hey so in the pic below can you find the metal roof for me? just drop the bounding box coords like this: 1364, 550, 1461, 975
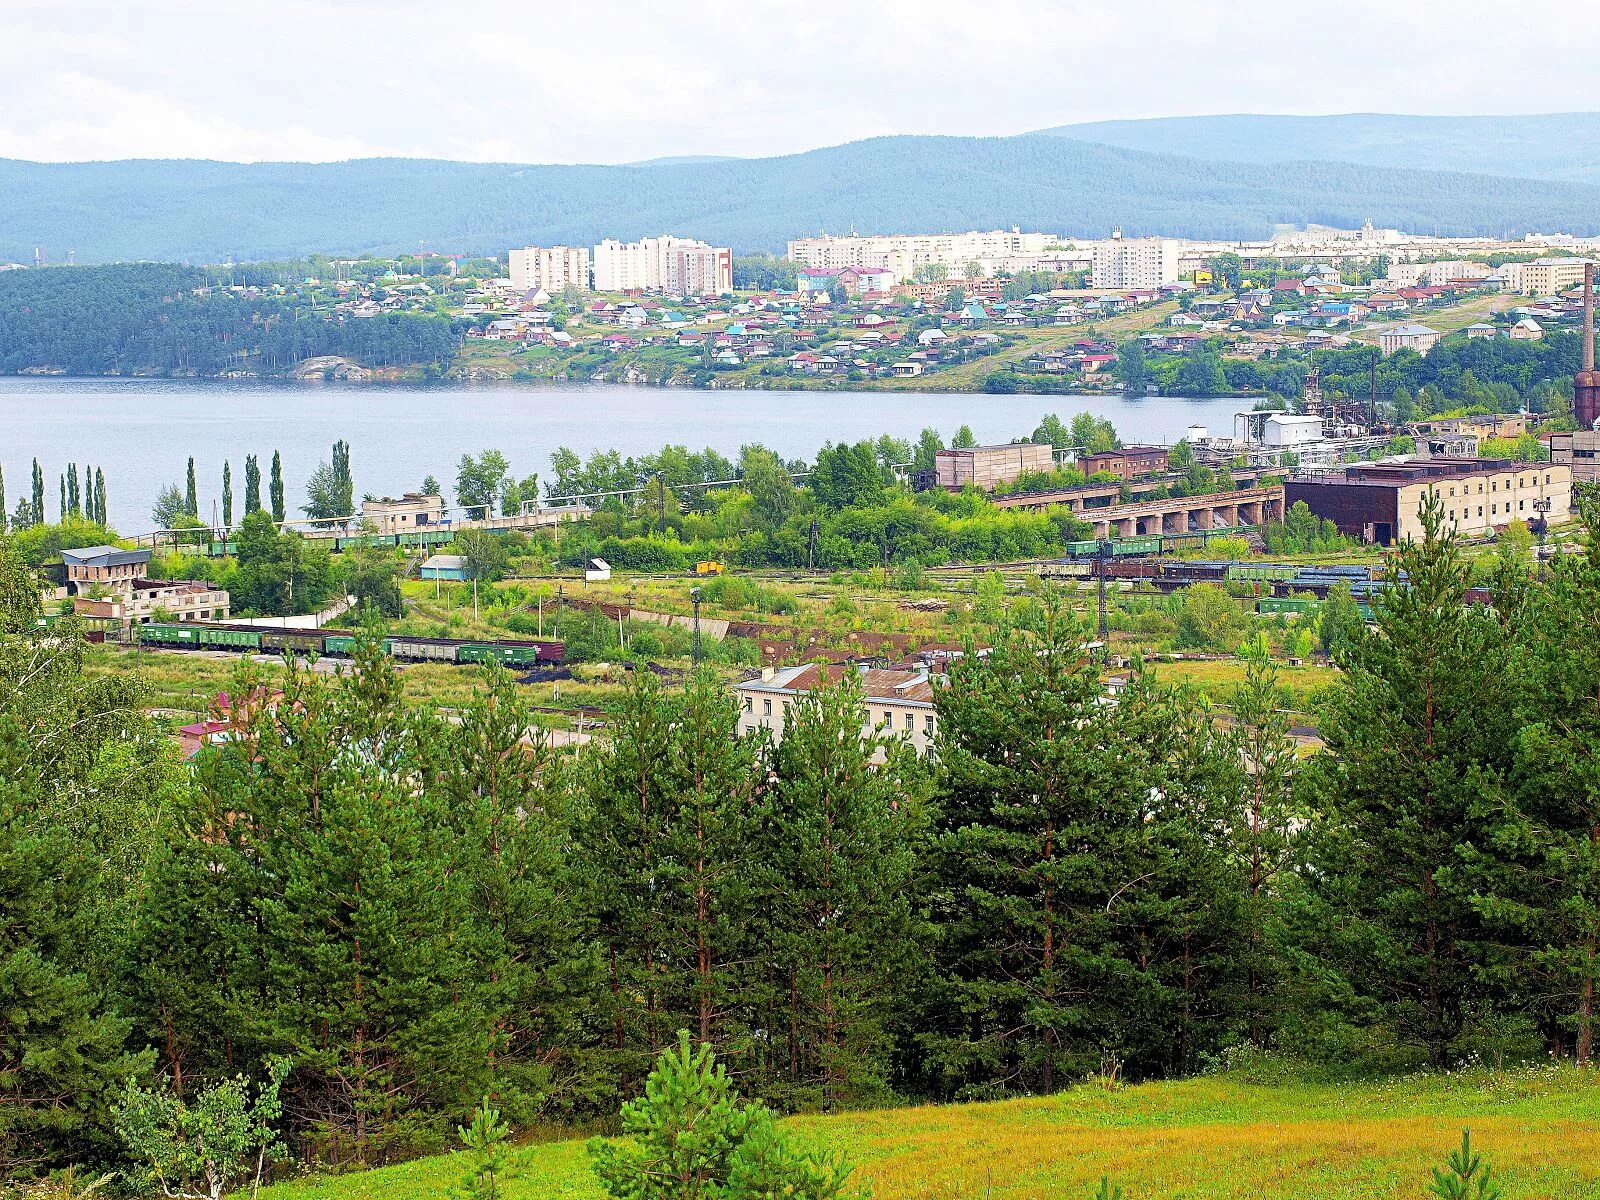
59, 545, 150, 568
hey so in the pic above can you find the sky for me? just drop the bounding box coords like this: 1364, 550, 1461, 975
6, 0, 1600, 165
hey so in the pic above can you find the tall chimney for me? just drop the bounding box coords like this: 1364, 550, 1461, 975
1586, 262, 1595, 373
1578, 262, 1600, 430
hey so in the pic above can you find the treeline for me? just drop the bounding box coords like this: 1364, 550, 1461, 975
7, 495, 1600, 1183
0, 264, 460, 375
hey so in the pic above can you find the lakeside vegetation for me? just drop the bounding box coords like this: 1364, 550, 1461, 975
6, 486, 1600, 1195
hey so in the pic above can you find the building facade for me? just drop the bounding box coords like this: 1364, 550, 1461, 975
786, 229, 1056, 281
1286, 459, 1571, 545
591, 235, 731, 295
1549, 431, 1600, 482
362, 492, 446, 534
735, 663, 938, 760
1522, 257, 1592, 296
508, 245, 590, 293
1090, 236, 1180, 289
935, 443, 1055, 491
62, 545, 230, 626
1076, 446, 1170, 480
1378, 324, 1443, 356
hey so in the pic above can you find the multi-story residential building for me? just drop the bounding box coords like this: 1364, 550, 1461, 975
1521, 256, 1593, 296
735, 663, 939, 759
508, 245, 590, 293
786, 229, 1057, 280
61, 546, 230, 627
1285, 459, 1571, 545
1090, 235, 1181, 289
1378, 323, 1443, 356
591, 235, 731, 295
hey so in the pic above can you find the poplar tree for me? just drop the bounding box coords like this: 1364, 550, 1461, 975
270, 451, 285, 522
59, 475, 66, 523
95, 469, 106, 530
244, 454, 262, 515
1304, 494, 1515, 1065
755, 671, 929, 1108
185, 457, 198, 518
31, 458, 45, 524
222, 461, 233, 528
0, 465, 7, 534
67, 463, 80, 518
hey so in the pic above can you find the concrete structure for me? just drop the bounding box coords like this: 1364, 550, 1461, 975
591, 235, 732, 295
1286, 459, 1572, 545
1072, 486, 1285, 539
736, 663, 938, 760
935, 443, 1054, 491
61, 545, 230, 626
508, 245, 590, 293
1264, 414, 1325, 448
1549, 431, 1600, 483
1522, 257, 1593, 296
1379, 323, 1443, 356
1091, 235, 1180, 289
1574, 262, 1600, 431
1076, 446, 1170, 480
361, 492, 445, 535
786, 229, 1056, 280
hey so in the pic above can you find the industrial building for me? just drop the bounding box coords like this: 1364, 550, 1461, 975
1076, 446, 1170, 480
736, 663, 938, 760
362, 492, 446, 535
61, 545, 230, 627
935, 442, 1055, 491
1285, 459, 1572, 545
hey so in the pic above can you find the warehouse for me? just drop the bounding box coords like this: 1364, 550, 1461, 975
935, 442, 1054, 491
1285, 459, 1571, 545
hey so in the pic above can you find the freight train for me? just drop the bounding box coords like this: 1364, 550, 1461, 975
135, 622, 564, 666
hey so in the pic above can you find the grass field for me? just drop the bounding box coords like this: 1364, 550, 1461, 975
260, 1066, 1600, 1200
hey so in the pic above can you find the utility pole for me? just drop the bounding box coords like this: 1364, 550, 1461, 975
691, 586, 703, 665
1096, 537, 1112, 659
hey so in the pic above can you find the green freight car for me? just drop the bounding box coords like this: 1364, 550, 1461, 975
139, 622, 203, 646
456, 642, 545, 667
260, 629, 326, 655
1258, 596, 1318, 616
198, 626, 261, 650
321, 633, 393, 657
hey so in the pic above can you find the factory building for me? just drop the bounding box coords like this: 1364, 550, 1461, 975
1285, 459, 1571, 546
1076, 446, 1170, 480
935, 442, 1055, 491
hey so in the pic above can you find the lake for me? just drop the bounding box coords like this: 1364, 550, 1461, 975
1, 378, 1252, 533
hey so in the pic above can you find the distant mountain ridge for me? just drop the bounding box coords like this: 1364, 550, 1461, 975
5, 121, 1600, 263
1035, 112, 1600, 183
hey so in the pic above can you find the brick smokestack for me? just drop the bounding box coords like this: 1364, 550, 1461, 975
1578, 261, 1600, 429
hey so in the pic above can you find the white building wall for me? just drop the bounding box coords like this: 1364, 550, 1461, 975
509, 246, 591, 292
1090, 238, 1180, 289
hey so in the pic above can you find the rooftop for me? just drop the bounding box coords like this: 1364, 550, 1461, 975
60, 545, 150, 568
741, 662, 937, 706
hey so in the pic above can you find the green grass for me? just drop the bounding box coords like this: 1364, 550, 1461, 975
260, 1065, 1600, 1200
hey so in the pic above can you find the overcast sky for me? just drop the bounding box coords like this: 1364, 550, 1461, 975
6, 0, 1600, 164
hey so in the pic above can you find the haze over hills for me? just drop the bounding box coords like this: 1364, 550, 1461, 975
1035, 112, 1600, 183
6, 123, 1600, 264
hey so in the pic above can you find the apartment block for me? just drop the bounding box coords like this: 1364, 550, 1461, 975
508, 245, 590, 292
786, 229, 1057, 280
592, 235, 731, 295
1090, 236, 1180, 289
1521, 257, 1593, 296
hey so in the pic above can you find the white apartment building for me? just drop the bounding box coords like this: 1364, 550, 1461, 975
786, 229, 1057, 281
1521, 257, 1593, 296
1090, 235, 1181, 289
508, 245, 590, 293
735, 663, 938, 760
591, 235, 732, 295
1386, 260, 1492, 288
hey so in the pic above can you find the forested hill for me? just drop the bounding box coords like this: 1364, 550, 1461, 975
0, 263, 458, 376
7, 133, 1600, 262
1036, 112, 1600, 184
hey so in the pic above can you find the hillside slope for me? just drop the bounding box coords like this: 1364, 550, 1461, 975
1036, 112, 1600, 183
7, 134, 1600, 263
259, 1067, 1600, 1200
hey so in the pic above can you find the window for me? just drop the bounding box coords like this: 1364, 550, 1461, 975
743, 695, 752, 712
924, 715, 934, 734
763, 699, 772, 716
904, 713, 914, 732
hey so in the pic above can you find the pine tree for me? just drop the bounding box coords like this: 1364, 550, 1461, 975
754, 670, 930, 1108
244, 454, 262, 515
185, 457, 198, 518
1304, 493, 1515, 1065
929, 585, 1242, 1092
270, 451, 285, 522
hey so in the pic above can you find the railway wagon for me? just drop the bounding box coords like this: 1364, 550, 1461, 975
387, 635, 460, 662
1258, 596, 1318, 616
198, 626, 263, 650
456, 641, 560, 667
260, 629, 326, 655
138, 622, 204, 646
321, 633, 394, 657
